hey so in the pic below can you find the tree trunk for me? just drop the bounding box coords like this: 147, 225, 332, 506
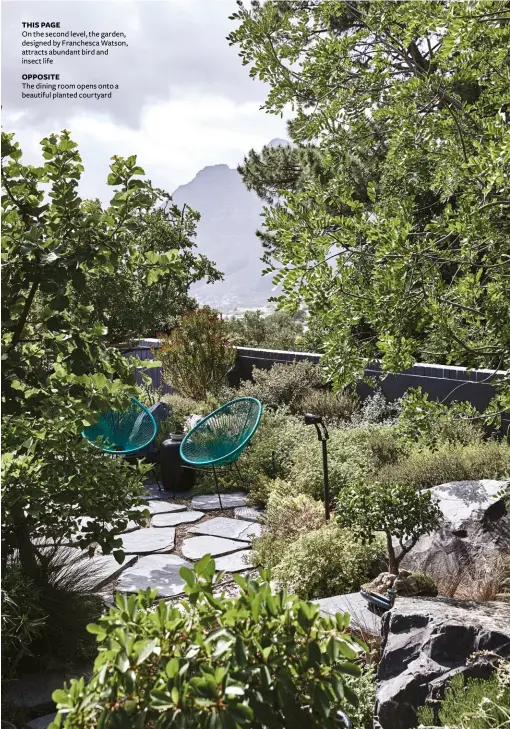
386, 532, 399, 575
13, 506, 40, 579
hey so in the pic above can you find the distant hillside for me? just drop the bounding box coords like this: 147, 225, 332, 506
172, 139, 289, 312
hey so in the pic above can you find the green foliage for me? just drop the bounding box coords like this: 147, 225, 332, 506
344, 666, 377, 729
2, 549, 108, 678
162, 393, 207, 433
336, 482, 442, 574
230, 1, 510, 412
378, 441, 510, 491
159, 307, 236, 400
300, 389, 360, 424
1, 565, 46, 678
227, 309, 305, 351
239, 360, 323, 411
272, 524, 383, 601
241, 411, 309, 505
2, 418, 150, 565
253, 486, 326, 568
1, 129, 182, 574
288, 427, 377, 501
398, 388, 486, 448
76, 204, 221, 344
417, 662, 510, 728
51, 557, 368, 729
351, 391, 402, 427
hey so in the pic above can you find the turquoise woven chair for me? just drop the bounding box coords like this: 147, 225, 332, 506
82, 398, 157, 455
180, 397, 262, 509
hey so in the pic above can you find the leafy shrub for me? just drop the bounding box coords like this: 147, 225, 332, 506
241, 411, 309, 505
159, 307, 236, 400
345, 666, 377, 729
300, 388, 360, 423
336, 482, 441, 574
272, 525, 383, 600
2, 549, 107, 677
227, 309, 304, 351
161, 393, 206, 433
366, 427, 409, 466
288, 427, 376, 500
398, 388, 485, 449
351, 390, 401, 426
52, 557, 368, 729
417, 661, 510, 728
378, 441, 510, 491
253, 486, 325, 568
1, 565, 46, 678
2, 415, 150, 572
238, 360, 323, 411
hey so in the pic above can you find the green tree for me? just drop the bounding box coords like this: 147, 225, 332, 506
227, 309, 305, 350
229, 1, 510, 418
336, 482, 441, 575
1, 129, 187, 574
79, 202, 221, 344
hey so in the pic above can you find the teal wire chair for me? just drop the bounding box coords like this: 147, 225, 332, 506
180, 397, 262, 509
82, 398, 157, 455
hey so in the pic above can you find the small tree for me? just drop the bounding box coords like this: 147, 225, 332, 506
51, 556, 367, 729
159, 307, 236, 400
336, 482, 441, 575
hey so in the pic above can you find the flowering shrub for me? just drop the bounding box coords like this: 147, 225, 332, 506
159, 307, 236, 399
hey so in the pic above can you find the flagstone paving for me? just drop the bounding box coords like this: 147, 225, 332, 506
143, 500, 187, 515
118, 554, 193, 597
190, 517, 262, 542
119, 527, 175, 554
181, 535, 244, 560
214, 549, 253, 573
234, 506, 264, 523
89, 553, 138, 590
191, 492, 248, 511
152, 510, 205, 527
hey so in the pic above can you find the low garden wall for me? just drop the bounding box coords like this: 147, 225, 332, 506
124, 340, 509, 431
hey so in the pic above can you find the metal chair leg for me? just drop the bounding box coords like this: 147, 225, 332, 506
212, 465, 223, 510
233, 461, 245, 490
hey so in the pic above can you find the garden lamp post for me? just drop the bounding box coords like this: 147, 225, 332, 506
304, 413, 330, 522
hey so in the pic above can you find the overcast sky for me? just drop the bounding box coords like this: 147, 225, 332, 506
1, 0, 289, 199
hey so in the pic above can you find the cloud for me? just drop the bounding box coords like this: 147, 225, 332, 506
2, 0, 289, 193
2, 0, 272, 128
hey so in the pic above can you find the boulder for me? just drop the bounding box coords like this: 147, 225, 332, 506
401, 479, 510, 575
374, 596, 510, 729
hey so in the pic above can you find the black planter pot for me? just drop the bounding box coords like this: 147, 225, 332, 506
161, 434, 196, 492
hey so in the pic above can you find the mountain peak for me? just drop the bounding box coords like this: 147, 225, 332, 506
267, 138, 291, 148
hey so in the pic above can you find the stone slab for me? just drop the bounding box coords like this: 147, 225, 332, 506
4, 667, 91, 712
119, 527, 175, 554
315, 592, 382, 638
118, 554, 192, 597
152, 510, 204, 527
190, 517, 261, 542
181, 536, 243, 560
88, 553, 138, 590
144, 500, 186, 515
26, 714, 57, 729
191, 492, 248, 511
234, 506, 265, 523
214, 549, 253, 573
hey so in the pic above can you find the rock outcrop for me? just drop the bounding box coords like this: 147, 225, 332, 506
401, 479, 510, 576
374, 596, 510, 729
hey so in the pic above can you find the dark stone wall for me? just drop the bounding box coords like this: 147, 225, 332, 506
124, 343, 509, 433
